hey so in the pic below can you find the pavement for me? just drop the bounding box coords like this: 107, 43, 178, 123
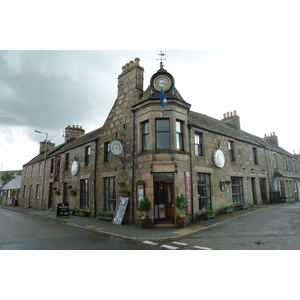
0, 203, 281, 241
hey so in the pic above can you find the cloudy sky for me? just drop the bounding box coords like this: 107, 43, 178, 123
1, 49, 300, 171
1, 1, 300, 171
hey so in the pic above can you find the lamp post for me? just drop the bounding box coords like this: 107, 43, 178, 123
35, 130, 48, 210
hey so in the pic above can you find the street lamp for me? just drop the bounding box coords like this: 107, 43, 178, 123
35, 130, 48, 210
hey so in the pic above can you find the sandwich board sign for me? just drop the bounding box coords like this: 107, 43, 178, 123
112, 197, 129, 225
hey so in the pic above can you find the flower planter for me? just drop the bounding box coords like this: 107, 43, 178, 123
69, 209, 75, 215
240, 203, 248, 210
223, 207, 233, 214
203, 212, 216, 219
176, 218, 185, 228
98, 213, 114, 221
69, 192, 76, 196
140, 219, 150, 229
75, 210, 89, 217
54, 192, 60, 196
119, 193, 130, 197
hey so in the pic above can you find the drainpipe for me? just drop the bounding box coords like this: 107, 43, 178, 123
131, 107, 136, 224
188, 124, 194, 222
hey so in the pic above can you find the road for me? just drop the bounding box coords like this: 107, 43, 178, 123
171, 203, 300, 250
0, 208, 155, 250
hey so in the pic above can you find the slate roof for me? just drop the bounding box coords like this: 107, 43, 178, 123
0, 175, 22, 190
274, 170, 300, 179
188, 110, 295, 157
23, 127, 102, 167
188, 110, 262, 146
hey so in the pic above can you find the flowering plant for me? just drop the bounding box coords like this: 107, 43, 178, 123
176, 214, 185, 219
140, 214, 149, 220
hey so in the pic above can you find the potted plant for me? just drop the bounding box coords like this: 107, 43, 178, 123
240, 202, 248, 210
138, 195, 151, 228
69, 190, 76, 196
67, 185, 72, 189
202, 209, 216, 219
118, 181, 126, 187
223, 205, 233, 214
54, 189, 60, 196
175, 194, 188, 227
119, 189, 130, 197
69, 209, 75, 215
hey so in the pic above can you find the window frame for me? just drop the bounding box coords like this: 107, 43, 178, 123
228, 140, 235, 161
80, 178, 90, 209
197, 173, 212, 211
142, 120, 150, 152
104, 141, 111, 162
85, 145, 91, 166
231, 177, 244, 203
195, 132, 204, 156
155, 119, 170, 150
104, 177, 116, 212
176, 120, 184, 151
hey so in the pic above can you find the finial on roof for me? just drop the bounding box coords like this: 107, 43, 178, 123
157, 50, 166, 69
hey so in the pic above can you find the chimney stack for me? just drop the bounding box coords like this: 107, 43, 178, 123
64, 125, 85, 143
263, 132, 279, 146
221, 110, 241, 130
39, 140, 55, 154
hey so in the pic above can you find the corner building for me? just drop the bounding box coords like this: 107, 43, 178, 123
20, 57, 300, 226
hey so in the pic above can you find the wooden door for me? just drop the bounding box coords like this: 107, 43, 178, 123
165, 182, 174, 220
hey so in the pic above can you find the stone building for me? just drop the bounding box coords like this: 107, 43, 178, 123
20, 57, 300, 226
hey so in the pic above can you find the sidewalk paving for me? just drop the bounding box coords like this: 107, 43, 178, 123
0, 203, 280, 240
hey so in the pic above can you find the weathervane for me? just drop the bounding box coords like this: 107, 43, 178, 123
157, 50, 166, 68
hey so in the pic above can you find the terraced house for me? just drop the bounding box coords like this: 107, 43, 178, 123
20, 56, 300, 226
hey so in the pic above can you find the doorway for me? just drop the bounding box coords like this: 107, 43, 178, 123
251, 178, 258, 205
259, 178, 267, 204
154, 181, 174, 224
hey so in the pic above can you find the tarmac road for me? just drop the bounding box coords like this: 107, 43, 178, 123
0, 208, 155, 250
173, 203, 300, 250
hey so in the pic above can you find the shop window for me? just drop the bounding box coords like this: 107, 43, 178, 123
80, 179, 90, 209
195, 132, 203, 156
231, 177, 244, 203
176, 120, 184, 151
104, 177, 116, 212
197, 173, 212, 210
156, 119, 170, 150
142, 121, 150, 151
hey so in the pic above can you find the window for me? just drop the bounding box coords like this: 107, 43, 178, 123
197, 173, 212, 210
253, 147, 258, 164
36, 184, 40, 198
65, 153, 69, 170
195, 132, 203, 156
156, 119, 170, 149
38, 162, 42, 176
284, 157, 287, 171
31, 165, 34, 177
80, 179, 90, 209
104, 177, 116, 212
231, 177, 244, 203
50, 158, 54, 173
228, 141, 235, 161
176, 120, 184, 151
85, 146, 91, 166
272, 153, 277, 169
142, 121, 150, 151
23, 185, 26, 197
104, 141, 111, 162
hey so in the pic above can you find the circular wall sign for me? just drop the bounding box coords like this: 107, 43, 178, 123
213, 150, 225, 168
71, 161, 79, 176
109, 140, 123, 156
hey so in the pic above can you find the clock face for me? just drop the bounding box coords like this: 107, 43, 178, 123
71, 161, 79, 176
213, 150, 225, 168
154, 75, 171, 91
109, 140, 123, 156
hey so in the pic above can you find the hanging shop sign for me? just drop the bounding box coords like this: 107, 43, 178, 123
54, 155, 61, 182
